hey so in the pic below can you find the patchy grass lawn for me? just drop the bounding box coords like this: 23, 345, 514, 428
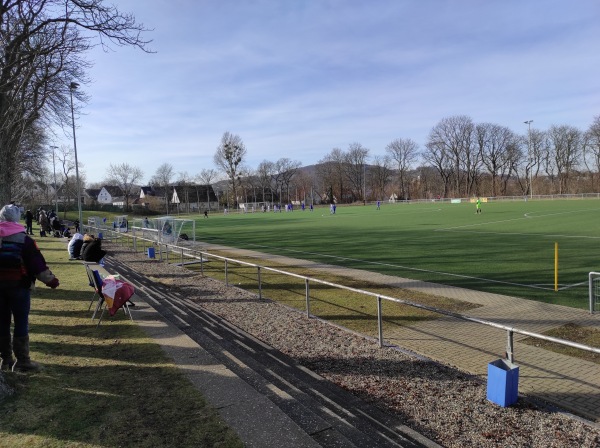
521, 323, 600, 364
0, 234, 242, 448
179, 248, 480, 339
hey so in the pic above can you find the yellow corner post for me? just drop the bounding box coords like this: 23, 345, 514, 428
554, 242, 558, 291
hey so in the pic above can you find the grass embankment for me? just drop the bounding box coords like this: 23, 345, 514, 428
0, 234, 242, 448
521, 323, 600, 365
173, 248, 480, 340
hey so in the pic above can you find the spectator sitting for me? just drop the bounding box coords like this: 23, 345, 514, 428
68, 233, 84, 260
80, 234, 93, 257
51, 216, 62, 237
81, 234, 107, 263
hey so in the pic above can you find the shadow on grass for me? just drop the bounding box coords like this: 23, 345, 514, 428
1, 361, 241, 447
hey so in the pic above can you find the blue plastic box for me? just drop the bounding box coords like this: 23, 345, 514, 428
147, 247, 155, 259
487, 359, 519, 407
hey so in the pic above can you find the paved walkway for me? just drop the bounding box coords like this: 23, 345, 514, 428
197, 243, 600, 423
101, 256, 440, 448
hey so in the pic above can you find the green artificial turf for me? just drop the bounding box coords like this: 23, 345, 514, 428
179, 198, 600, 309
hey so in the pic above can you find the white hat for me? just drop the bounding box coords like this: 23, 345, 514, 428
0, 204, 20, 222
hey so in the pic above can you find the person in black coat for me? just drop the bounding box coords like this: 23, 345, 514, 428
24, 210, 34, 235
81, 235, 106, 263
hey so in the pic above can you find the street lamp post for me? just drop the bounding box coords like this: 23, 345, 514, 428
524, 120, 533, 199
69, 82, 83, 229
50, 145, 59, 214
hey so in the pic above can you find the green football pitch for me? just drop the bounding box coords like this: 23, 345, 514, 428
182, 199, 600, 309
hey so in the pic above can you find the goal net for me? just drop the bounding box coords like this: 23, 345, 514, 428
130, 216, 196, 243
238, 202, 268, 213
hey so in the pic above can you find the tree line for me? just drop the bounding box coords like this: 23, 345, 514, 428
14, 112, 600, 213
213, 114, 600, 206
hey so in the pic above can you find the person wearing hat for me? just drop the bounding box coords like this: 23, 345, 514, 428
0, 204, 59, 372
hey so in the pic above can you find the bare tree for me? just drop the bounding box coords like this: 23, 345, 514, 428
57, 145, 85, 215
547, 125, 583, 194
292, 170, 314, 205
197, 168, 219, 186
214, 132, 246, 207
105, 163, 143, 212
386, 138, 418, 200
174, 171, 195, 213
369, 155, 393, 201
150, 163, 174, 214
422, 141, 454, 199
196, 168, 219, 210
343, 143, 369, 203
500, 139, 524, 196
477, 123, 516, 197
522, 128, 548, 195
256, 160, 275, 204
427, 116, 477, 196
583, 116, 600, 190
0, 1, 152, 204
316, 148, 347, 203
9, 124, 49, 204
272, 158, 301, 203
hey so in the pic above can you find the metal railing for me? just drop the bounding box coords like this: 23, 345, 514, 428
96, 226, 600, 365
589, 272, 600, 314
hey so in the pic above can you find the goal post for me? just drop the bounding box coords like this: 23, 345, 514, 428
130, 216, 196, 243
238, 202, 268, 213
588, 272, 600, 314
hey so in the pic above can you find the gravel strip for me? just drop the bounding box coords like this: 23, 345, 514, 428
108, 246, 600, 448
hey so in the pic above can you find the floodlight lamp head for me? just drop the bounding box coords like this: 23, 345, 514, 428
70, 82, 79, 91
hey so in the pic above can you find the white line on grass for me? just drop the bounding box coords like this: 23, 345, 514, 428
242, 243, 561, 292
437, 229, 600, 240
436, 207, 600, 239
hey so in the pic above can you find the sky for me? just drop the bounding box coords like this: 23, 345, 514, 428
52, 0, 600, 185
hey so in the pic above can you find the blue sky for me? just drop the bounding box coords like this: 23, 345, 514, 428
55, 0, 600, 184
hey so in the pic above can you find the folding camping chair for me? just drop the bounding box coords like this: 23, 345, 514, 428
90, 269, 106, 323
84, 262, 100, 311
91, 271, 134, 327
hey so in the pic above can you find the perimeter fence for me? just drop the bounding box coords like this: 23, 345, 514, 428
89, 224, 600, 366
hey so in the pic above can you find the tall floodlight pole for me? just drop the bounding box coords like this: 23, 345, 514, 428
50, 146, 59, 213
70, 82, 83, 229
524, 120, 533, 199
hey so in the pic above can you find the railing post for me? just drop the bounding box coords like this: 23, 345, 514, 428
589, 272, 597, 315
377, 296, 383, 348
200, 252, 204, 276
506, 330, 514, 363
590, 272, 593, 314
225, 259, 228, 286
133, 236, 137, 252
257, 266, 262, 299
181, 248, 184, 266
305, 278, 310, 318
